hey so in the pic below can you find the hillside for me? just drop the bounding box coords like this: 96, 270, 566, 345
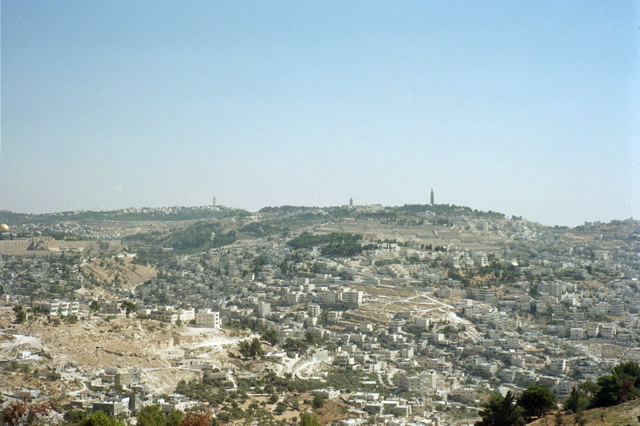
79, 255, 156, 292
531, 401, 640, 425
0, 312, 243, 398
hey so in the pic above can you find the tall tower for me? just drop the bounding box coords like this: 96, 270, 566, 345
430, 188, 434, 206
212, 196, 217, 207
349, 198, 353, 207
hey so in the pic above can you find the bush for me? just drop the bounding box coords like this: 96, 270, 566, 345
275, 401, 288, 414
312, 395, 325, 409
518, 385, 556, 419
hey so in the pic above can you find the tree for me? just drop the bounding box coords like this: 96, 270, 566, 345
275, 401, 288, 414
13, 305, 26, 323
79, 410, 125, 426
591, 374, 622, 407
261, 329, 279, 346
166, 409, 183, 426
120, 300, 137, 318
312, 394, 325, 409
305, 331, 318, 346
283, 338, 308, 355
589, 361, 640, 408
518, 385, 557, 419
612, 361, 640, 385
299, 412, 321, 426
238, 340, 251, 358
475, 391, 525, 426
66, 409, 88, 423
239, 338, 264, 359
578, 380, 599, 397
612, 360, 640, 399
136, 405, 167, 426
89, 300, 101, 313
250, 338, 264, 357
180, 411, 212, 426
2, 400, 54, 426
564, 386, 588, 413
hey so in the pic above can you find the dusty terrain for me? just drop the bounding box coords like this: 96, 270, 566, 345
530, 401, 640, 426
0, 312, 242, 397
352, 284, 481, 340
80, 256, 157, 292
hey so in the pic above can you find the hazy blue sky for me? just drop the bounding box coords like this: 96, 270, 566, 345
1, 1, 639, 226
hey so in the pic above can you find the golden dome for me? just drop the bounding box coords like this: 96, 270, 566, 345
0, 224, 9, 232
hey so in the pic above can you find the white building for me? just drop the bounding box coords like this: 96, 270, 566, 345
450, 387, 477, 403
549, 359, 566, 374
150, 306, 195, 323
556, 381, 573, 397
505, 336, 521, 349
395, 370, 438, 394
308, 304, 321, 318
342, 290, 363, 306
285, 292, 301, 305
600, 325, 616, 339
257, 302, 271, 318
195, 309, 220, 328
34, 299, 80, 317
609, 303, 625, 317
415, 317, 431, 329
570, 328, 584, 340
327, 311, 343, 323
333, 352, 355, 369
472, 253, 489, 267
319, 291, 341, 304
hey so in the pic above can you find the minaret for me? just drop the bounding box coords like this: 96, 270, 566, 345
430, 188, 434, 206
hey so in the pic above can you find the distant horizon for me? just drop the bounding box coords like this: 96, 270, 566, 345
1, 199, 635, 229
2, 2, 638, 228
